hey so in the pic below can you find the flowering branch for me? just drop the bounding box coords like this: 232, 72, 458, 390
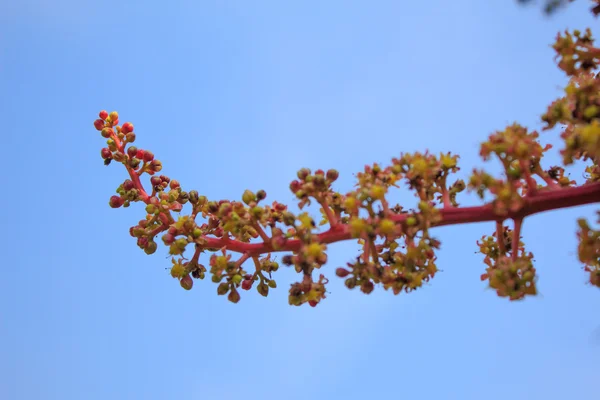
92, 1, 600, 306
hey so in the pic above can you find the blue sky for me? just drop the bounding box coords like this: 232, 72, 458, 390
1, 0, 599, 399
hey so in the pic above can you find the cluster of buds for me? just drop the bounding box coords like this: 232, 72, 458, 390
469, 124, 556, 215
577, 211, 600, 288
478, 225, 537, 300
92, 2, 600, 306
94, 111, 163, 175
288, 274, 329, 307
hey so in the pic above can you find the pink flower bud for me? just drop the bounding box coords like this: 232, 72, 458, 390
94, 119, 105, 131
101, 148, 112, 159
109, 195, 124, 208
150, 176, 161, 187
289, 180, 301, 193
143, 150, 154, 162
122, 122, 134, 133
99, 110, 109, 120
241, 279, 253, 290
123, 179, 134, 191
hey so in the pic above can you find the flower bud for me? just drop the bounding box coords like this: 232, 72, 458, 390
180, 274, 193, 290
101, 148, 112, 159
297, 168, 310, 180
144, 240, 157, 255
241, 279, 253, 290
101, 127, 114, 138
378, 218, 396, 235
150, 176, 162, 187
228, 288, 241, 303
121, 122, 134, 133
99, 110, 109, 120
170, 180, 180, 190
143, 150, 154, 162
150, 160, 162, 172
127, 146, 137, 158
123, 179, 134, 191
282, 255, 293, 266
326, 169, 339, 181
109, 111, 119, 122
125, 132, 136, 142
107, 139, 117, 151
360, 280, 374, 294
406, 216, 417, 226
345, 277, 357, 289
232, 274, 243, 285
256, 190, 267, 201
94, 119, 105, 131
289, 180, 301, 194
188, 190, 199, 204
128, 158, 141, 169
113, 151, 126, 162
109, 195, 124, 208
257, 282, 269, 297
241, 189, 255, 205
335, 268, 350, 277
217, 282, 229, 295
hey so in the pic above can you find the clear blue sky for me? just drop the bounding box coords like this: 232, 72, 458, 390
1, 1, 599, 399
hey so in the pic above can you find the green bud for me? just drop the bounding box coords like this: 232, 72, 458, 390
406, 216, 417, 226
107, 138, 117, 151
188, 190, 199, 204
268, 280, 277, 288
242, 189, 255, 205
232, 274, 243, 285
257, 282, 269, 297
